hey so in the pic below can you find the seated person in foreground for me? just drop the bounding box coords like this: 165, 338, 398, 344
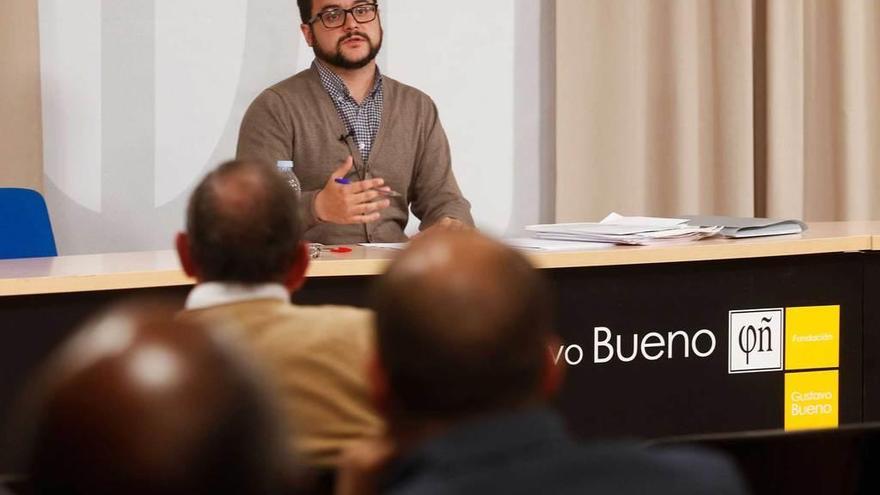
11, 301, 292, 495
176, 160, 382, 469
337, 230, 749, 495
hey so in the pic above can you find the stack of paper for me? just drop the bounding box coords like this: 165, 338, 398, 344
525, 213, 723, 246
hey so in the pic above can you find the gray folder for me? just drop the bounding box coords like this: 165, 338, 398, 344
682, 215, 807, 238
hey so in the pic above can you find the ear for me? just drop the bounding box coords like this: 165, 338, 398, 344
300, 23, 315, 47
367, 352, 392, 418
283, 242, 310, 292
175, 232, 200, 280
540, 334, 566, 400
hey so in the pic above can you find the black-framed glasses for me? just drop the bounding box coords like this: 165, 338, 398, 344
309, 3, 379, 29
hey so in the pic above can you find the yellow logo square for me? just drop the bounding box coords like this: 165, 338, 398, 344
785, 305, 840, 370
784, 370, 838, 431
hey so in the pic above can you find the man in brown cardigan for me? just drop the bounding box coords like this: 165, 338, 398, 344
175, 160, 382, 470
237, 0, 474, 245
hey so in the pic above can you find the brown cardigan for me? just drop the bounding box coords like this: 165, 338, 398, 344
237, 66, 474, 244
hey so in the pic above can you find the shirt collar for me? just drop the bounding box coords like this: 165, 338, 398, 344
313, 59, 383, 100
185, 281, 289, 310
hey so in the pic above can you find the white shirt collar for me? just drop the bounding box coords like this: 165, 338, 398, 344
185, 282, 289, 310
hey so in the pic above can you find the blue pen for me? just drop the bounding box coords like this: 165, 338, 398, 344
335, 177, 401, 197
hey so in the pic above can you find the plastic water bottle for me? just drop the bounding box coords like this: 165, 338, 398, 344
277, 161, 301, 196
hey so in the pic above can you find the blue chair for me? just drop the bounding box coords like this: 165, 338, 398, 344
0, 188, 57, 259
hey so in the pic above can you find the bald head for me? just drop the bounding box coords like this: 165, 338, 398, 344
19, 301, 288, 495
372, 231, 555, 420
186, 160, 303, 284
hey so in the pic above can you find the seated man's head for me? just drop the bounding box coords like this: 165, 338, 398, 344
370, 231, 562, 431
15, 300, 291, 495
176, 160, 307, 290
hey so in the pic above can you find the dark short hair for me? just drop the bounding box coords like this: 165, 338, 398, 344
372, 234, 555, 420
297, 0, 312, 24
186, 160, 303, 284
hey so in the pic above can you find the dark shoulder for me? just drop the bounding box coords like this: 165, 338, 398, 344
388, 442, 746, 495
567, 443, 748, 495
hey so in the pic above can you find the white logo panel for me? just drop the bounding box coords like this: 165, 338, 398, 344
729, 308, 784, 374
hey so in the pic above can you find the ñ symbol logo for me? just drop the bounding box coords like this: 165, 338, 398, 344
738, 316, 774, 365
728, 309, 783, 374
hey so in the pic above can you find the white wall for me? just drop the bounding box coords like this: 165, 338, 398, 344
38, 0, 555, 254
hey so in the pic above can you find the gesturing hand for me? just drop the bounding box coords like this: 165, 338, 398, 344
314, 156, 391, 224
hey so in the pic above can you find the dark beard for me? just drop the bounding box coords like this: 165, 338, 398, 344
313, 29, 383, 70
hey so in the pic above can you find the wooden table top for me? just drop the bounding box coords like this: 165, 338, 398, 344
2, 221, 879, 297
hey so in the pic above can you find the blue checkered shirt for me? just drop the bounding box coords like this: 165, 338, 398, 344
314, 60, 384, 165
